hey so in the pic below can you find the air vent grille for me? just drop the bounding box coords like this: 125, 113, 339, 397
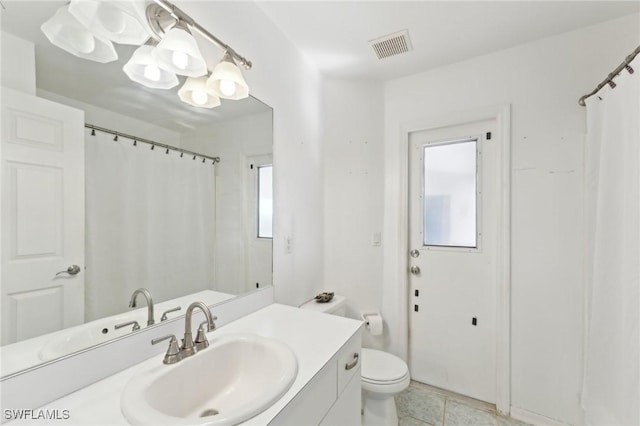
369, 30, 412, 60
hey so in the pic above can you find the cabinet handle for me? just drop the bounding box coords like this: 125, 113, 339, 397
345, 352, 359, 370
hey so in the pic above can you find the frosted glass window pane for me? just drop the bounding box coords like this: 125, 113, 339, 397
258, 165, 273, 239
423, 140, 477, 247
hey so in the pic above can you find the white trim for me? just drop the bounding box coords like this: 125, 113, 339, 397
510, 406, 574, 426
393, 104, 511, 414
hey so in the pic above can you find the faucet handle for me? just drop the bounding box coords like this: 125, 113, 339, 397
151, 334, 182, 364
115, 320, 140, 331
160, 306, 182, 321
194, 321, 211, 351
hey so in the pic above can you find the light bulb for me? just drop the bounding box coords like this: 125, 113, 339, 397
59, 27, 95, 54
143, 65, 161, 82
97, 3, 126, 35
191, 90, 208, 106
172, 51, 189, 70
219, 79, 236, 97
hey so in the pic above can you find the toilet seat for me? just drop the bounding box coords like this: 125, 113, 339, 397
360, 348, 410, 394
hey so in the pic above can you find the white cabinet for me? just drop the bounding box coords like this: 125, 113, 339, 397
271, 329, 362, 426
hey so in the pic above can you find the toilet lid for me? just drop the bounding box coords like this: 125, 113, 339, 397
361, 348, 409, 383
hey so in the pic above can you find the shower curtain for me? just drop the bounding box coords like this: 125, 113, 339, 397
85, 130, 215, 321
582, 55, 639, 425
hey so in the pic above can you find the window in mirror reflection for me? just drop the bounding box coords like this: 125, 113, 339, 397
258, 164, 273, 239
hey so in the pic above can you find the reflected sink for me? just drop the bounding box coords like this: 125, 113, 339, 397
39, 313, 146, 361
121, 333, 298, 425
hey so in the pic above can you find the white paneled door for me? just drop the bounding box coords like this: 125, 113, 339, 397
1, 88, 84, 345
408, 119, 498, 404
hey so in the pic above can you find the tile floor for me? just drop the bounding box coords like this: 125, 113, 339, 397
395, 381, 533, 426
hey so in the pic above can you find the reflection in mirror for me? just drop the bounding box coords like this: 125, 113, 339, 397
0, 1, 273, 377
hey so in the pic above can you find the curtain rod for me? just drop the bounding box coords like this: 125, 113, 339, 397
85, 124, 220, 164
579, 45, 640, 106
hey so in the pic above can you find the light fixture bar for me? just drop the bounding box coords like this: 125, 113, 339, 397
151, 0, 252, 70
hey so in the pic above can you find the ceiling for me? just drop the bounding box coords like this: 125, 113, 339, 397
1, 1, 638, 129
256, 1, 640, 80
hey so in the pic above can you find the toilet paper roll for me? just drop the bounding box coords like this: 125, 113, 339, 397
365, 314, 383, 336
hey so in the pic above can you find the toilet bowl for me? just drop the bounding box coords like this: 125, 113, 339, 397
361, 348, 410, 425
300, 295, 410, 426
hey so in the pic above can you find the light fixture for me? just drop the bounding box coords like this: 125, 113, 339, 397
207, 51, 249, 100
41, 4, 117, 63
123, 40, 179, 89
178, 76, 221, 109
68, 0, 149, 45
42, 0, 252, 102
152, 20, 207, 78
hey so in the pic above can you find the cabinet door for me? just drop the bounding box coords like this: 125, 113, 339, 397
320, 373, 362, 426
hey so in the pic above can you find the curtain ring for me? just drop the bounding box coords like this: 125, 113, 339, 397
608, 80, 617, 89
625, 65, 634, 74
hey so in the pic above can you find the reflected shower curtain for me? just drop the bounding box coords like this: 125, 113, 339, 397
85, 130, 215, 321
582, 55, 639, 425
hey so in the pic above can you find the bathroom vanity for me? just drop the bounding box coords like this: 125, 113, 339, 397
6, 304, 363, 425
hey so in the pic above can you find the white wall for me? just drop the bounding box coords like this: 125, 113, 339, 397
177, 1, 325, 307
379, 14, 640, 424
0, 31, 36, 95
35, 89, 182, 146
181, 111, 273, 295
322, 79, 386, 348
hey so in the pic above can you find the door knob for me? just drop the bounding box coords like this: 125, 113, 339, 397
56, 265, 81, 276
410, 265, 421, 275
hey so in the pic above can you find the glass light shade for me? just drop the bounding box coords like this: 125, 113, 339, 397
152, 25, 207, 77
178, 76, 221, 108
123, 45, 179, 89
68, 0, 149, 45
206, 53, 249, 100
41, 5, 117, 63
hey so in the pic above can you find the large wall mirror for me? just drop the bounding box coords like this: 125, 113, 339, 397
0, 1, 273, 377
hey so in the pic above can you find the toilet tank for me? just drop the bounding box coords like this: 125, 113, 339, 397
300, 295, 347, 317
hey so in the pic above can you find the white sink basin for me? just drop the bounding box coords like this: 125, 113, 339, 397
39, 313, 146, 361
121, 333, 298, 425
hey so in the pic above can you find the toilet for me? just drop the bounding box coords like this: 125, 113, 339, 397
300, 295, 410, 426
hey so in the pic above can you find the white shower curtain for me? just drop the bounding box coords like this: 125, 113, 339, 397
582, 55, 639, 425
85, 130, 215, 321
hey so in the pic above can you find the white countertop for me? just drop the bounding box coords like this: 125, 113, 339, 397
9, 304, 362, 425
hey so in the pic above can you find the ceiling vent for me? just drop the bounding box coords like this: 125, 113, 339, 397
369, 30, 412, 60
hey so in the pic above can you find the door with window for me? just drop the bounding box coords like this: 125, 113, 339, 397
408, 119, 498, 403
246, 155, 273, 291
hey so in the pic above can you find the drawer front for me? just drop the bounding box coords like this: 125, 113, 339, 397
337, 330, 362, 395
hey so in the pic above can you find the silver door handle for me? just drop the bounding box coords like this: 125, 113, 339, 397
56, 265, 81, 276
410, 265, 421, 275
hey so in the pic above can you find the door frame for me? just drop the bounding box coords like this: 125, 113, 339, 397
394, 104, 511, 415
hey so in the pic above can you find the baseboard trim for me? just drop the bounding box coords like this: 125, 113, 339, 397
510, 407, 574, 426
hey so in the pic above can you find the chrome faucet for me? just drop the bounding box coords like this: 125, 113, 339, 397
181, 301, 216, 358
129, 288, 154, 326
